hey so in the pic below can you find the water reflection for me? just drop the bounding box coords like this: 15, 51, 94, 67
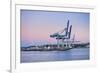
21, 48, 89, 63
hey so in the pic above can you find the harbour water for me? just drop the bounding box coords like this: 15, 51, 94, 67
21, 48, 89, 63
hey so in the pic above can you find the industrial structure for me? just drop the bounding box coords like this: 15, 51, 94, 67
21, 20, 89, 51
50, 20, 73, 49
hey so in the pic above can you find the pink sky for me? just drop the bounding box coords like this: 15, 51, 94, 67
21, 10, 89, 46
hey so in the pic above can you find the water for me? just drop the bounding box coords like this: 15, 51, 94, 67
21, 48, 89, 63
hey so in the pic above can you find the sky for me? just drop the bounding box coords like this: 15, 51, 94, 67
20, 10, 90, 47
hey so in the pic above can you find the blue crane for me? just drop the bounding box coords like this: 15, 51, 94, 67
50, 20, 72, 40
50, 20, 72, 48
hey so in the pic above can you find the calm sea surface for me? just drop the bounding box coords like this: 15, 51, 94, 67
21, 48, 89, 63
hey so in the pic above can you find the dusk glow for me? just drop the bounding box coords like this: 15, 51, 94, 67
21, 10, 89, 47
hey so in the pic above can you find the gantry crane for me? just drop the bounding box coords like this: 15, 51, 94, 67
50, 20, 72, 48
